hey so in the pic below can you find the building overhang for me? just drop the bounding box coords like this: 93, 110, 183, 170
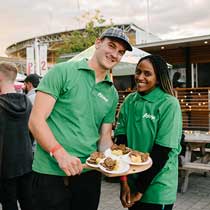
136, 35, 210, 64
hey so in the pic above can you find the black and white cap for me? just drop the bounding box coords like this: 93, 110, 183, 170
100, 27, 132, 51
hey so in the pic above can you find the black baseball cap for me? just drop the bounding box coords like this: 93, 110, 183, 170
24, 74, 40, 88
100, 27, 132, 51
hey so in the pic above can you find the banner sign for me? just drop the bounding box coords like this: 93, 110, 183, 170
39, 45, 48, 76
26, 46, 35, 75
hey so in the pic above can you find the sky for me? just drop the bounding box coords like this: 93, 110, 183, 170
1, 0, 210, 56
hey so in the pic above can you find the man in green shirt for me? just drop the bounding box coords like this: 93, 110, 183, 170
29, 27, 132, 210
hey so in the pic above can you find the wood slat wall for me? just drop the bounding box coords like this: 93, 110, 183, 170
175, 88, 210, 131
190, 45, 210, 63
117, 88, 210, 131
146, 45, 210, 64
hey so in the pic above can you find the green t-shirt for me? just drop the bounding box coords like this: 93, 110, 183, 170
115, 87, 182, 204
33, 59, 118, 176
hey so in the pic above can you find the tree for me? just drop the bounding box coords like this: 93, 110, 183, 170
56, 10, 113, 59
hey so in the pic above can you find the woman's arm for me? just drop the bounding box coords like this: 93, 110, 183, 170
115, 134, 127, 145
136, 144, 171, 193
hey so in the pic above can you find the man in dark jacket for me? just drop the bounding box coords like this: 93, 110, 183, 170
0, 62, 33, 210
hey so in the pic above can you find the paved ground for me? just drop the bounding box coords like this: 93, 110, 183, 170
98, 172, 210, 210
1, 172, 210, 210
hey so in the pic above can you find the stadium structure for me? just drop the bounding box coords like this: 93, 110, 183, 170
0, 56, 26, 73
5, 23, 160, 72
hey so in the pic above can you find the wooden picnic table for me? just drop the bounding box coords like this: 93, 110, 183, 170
180, 131, 210, 193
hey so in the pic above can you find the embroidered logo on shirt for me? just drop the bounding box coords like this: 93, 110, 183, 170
97, 92, 108, 102
143, 113, 155, 120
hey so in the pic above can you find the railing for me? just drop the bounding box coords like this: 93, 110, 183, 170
117, 88, 210, 132
175, 88, 210, 131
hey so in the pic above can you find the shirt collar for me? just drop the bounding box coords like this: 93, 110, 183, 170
77, 58, 113, 85
27, 88, 36, 96
132, 87, 165, 103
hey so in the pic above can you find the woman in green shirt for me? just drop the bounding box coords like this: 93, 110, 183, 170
115, 55, 182, 210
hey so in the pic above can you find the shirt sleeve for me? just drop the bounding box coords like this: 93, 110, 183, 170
36, 63, 68, 100
155, 97, 182, 149
115, 134, 128, 145
136, 144, 171, 193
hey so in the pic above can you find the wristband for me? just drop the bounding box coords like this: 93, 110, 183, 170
120, 176, 127, 182
49, 144, 62, 157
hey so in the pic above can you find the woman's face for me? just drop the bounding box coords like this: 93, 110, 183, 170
135, 59, 158, 93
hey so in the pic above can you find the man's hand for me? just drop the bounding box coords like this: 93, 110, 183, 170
53, 148, 83, 176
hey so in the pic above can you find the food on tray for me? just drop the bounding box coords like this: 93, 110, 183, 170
129, 151, 149, 163
110, 144, 131, 156
87, 151, 105, 165
100, 157, 119, 171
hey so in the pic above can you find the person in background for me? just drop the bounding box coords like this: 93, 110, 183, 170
115, 55, 182, 210
0, 62, 33, 210
172, 71, 184, 88
29, 27, 132, 210
24, 73, 40, 104
24, 73, 40, 153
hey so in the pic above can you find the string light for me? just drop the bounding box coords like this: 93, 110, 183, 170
178, 89, 210, 132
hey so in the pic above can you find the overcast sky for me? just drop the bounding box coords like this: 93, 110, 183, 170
1, 0, 210, 56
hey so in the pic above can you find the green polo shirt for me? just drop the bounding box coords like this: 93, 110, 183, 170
33, 59, 118, 176
115, 87, 182, 204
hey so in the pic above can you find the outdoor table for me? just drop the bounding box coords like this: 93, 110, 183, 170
180, 131, 210, 193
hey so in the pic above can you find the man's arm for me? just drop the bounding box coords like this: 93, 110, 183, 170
98, 123, 113, 152
29, 91, 83, 176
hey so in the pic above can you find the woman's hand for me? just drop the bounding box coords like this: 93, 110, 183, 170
120, 181, 142, 208
120, 181, 132, 208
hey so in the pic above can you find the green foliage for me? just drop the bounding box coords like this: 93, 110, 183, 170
56, 10, 113, 58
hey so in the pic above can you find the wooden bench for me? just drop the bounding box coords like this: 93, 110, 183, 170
183, 162, 210, 170
180, 132, 210, 193
192, 148, 210, 153
179, 162, 210, 193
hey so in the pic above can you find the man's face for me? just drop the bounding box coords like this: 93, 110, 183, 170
95, 37, 126, 70
24, 82, 31, 94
